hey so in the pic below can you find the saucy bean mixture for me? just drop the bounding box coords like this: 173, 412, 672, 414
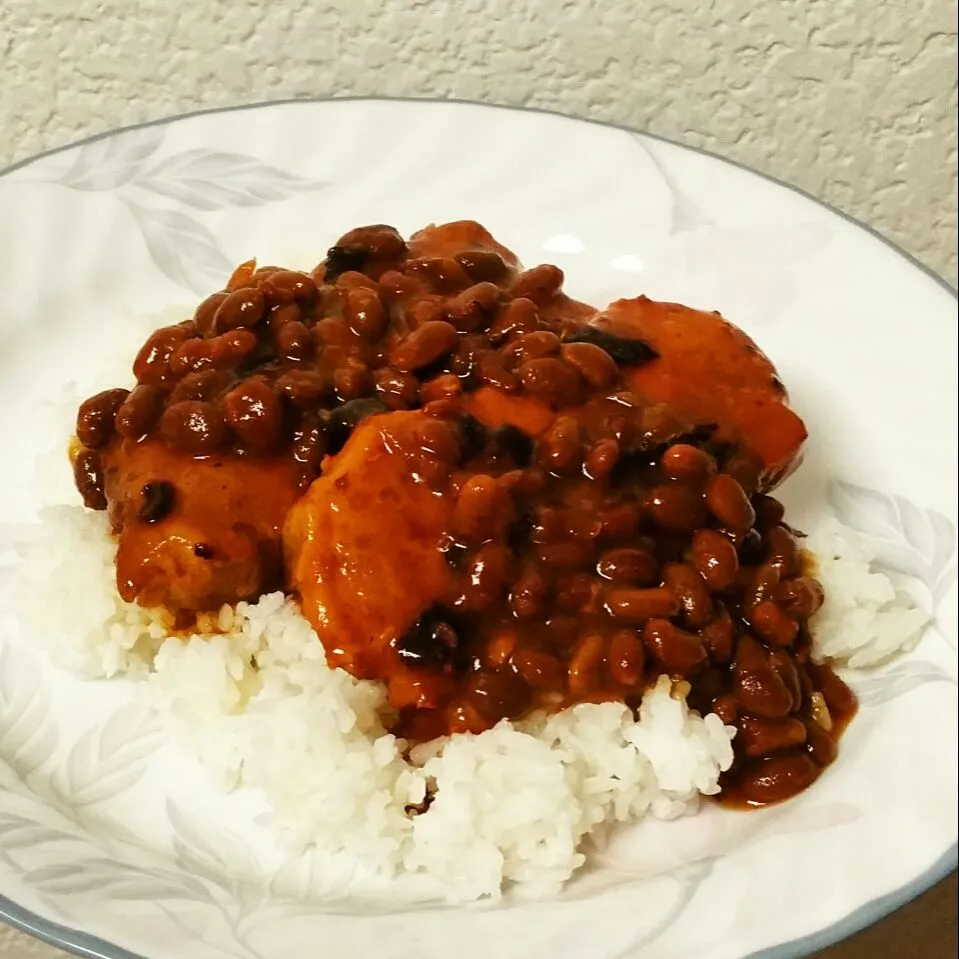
72, 220, 855, 806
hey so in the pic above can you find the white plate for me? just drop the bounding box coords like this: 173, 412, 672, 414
0, 98, 955, 959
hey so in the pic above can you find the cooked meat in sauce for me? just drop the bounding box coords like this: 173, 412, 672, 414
72, 219, 855, 807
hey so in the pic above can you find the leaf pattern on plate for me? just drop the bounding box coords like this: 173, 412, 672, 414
135, 150, 325, 211
632, 135, 711, 234
0, 639, 57, 780
125, 202, 234, 295
52, 703, 162, 806
57, 127, 166, 192
828, 480, 958, 609
851, 659, 957, 707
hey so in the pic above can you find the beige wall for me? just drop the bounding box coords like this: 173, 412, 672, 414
0, 0, 955, 956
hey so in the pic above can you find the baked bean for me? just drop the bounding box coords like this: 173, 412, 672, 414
274, 320, 313, 362
509, 331, 561, 362
690, 528, 739, 590
266, 302, 302, 332
291, 413, 326, 487
194, 291, 228, 337
419, 373, 463, 405
405, 256, 472, 292
374, 367, 420, 410
662, 562, 713, 629
209, 329, 257, 370
536, 416, 583, 475
160, 400, 227, 454
769, 649, 802, 712
452, 475, 511, 542
660, 444, 716, 484
732, 635, 793, 718
740, 528, 764, 565
737, 715, 807, 758
510, 264, 564, 303
605, 586, 680, 623
645, 483, 707, 531
133, 324, 193, 386
223, 378, 283, 452
510, 564, 549, 618
488, 297, 540, 343
453, 250, 510, 282
764, 525, 798, 575
743, 561, 782, 609
169, 370, 231, 404
456, 543, 512, 611
512, 648, 565, 690
596, 546, 658, 585
390, 320, 459, 373
276, 369, 328, 409
567, 633, 607, 696
595, 502, 641, 540
750, 600, 799, 647
517, 357, 580, 406
560, 342, 618, 389
213, 287, 265, 334
466, 667, 531, 721
805, 662, 856, 716
804, 719, 838, 766
115, 384, 164, 439
608, 629, 645, 686
704, 474, 755, 531
344, 287, 387, 339
536, 540, 596, 569
260, 270, 317, 306
447, 282, 501, 332
475, 350, 520, 392
722, 452, 762, 496
76, 388, 130, 449
73, 447, 106, 509
584, 438, 620, 481
754, 495, 785, 530
375, 268, 421, 300
701, 603, 736, 663
554, 571, 601, 614
730, 754, 819, 805
333, 363, 373, 403
168, 338, 214, 377
775, 576, 825, 617
484, 628, 517, 668
642, 619, 707, 677
226, 258, 256, 290
401, 294, 447, 330
712, 694, 739, 725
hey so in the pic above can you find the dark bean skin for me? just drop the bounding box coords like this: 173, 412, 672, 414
159, 401, 227, 454
775, 576, 825, 617
642, 619, 707, 677
137, 481, 176, 524
733, 635, 794, 718
115, 385, 165, 439
737, 715, 807, 758
223, 378, 283, 452
467, 667, 532, 721
72, 447, 106, 509
214, 288, 266, 334
76, 388, 130, 449
453, 250, 510, 282
730, 753, 819, 805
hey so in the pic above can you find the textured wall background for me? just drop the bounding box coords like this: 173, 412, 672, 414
0, 0, 956, 955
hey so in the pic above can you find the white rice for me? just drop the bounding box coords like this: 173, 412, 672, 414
3, 502, 929, 901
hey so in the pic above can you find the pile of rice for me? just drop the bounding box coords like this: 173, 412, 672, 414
3, 503, 929, 900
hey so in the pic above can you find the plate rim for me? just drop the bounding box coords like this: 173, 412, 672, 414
0, 94, 955, 959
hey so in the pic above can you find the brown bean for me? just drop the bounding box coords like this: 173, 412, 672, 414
536, 416, 583, 475
484, 629, 517, 668
642, 619, 707, 677
510, 264, 564, 303
509, 330, 561, 362
536, 540, 595, 569
168, 338, 214, 377
344, 287, 386, 339
704, 474, 755, 531
488, 297, 540, 343
567, 634, 607, 696
475, 350, 520, 392
608, 629, 645, 686
276, 369, 328, 410
373, 367, 420, 409
512, 649, 565, 690
732, 635, 794, 718
419, 373, 462, 405
194, 291, 228, 337
467, 668, 531, 721
291, 413, 327, 488
712, 694, 739, 725
115, 384, 165, 439
805, 662, 857, 716
737, 715, 807, 758
554, 572, 601, 614
447, 282, 501, 332
662, 562, 713, 629
605, 586, 680, 623
169, 370, 231, 405
509, 564, 549, 618
266, 301, 302, 332
390, 320, 459, 373
260, 270, 318, 306
133, 325, 193, 386
730, 753, 819, 805
743, 561, 782, 609
596, 502, 641, 540
584, 438, 620, 481
226, 258, 256, 290
646, 483, 707, 531
690, 528, 739, 590
453, 250, 511, 283
213, 288, 265, 334
701, 602, 736, 663
775, 576, 825, 618
804, 719, 838, 766
333, 363, 373, 403
750, 600, 800, 647
209, 329, 258, 370
274, 321, 313, 362
76, 388, 130, 449
517, 357, 580, 406
765, 525, 798, 576
405, 256, 472, 293
769, 649, 803, 712
754, 495, 786, 530
73, 447, 106, 510
596, 547, 658, 585
456, 543, 513, 611
160, 400, 227, 454
560, 341, 618, 389
660, 444, 716, 483
452, 475, 511, 542
223, 378, 282, 451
